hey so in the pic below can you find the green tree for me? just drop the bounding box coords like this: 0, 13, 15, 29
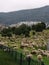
32, 22, 46, 32
1, 28, 12, 37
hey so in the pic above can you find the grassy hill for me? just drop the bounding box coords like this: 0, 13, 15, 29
0, 29, 49, 65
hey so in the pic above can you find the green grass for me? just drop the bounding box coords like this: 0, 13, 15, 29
43, 56, 49, 65
0, 49, 18, 65
32, 55, 49, 65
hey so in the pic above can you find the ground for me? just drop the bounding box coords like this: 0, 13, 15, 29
0, 49, 18, 65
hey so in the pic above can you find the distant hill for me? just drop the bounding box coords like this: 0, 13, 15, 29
0, 5, 49, 25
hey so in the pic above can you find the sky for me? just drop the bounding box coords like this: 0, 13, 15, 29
0, 0, 49, 12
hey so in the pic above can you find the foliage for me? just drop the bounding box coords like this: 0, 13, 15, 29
0, 49, 17, 65
1, 22, 46, 37
32, 22, 46, 32
1, 28, 12, 37
29, 30, 36, 37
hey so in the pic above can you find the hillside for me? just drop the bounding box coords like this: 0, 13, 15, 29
0, 6, 49, 25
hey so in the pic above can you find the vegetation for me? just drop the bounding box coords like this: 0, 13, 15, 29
1, 22, 46, 37
0, 22, 49, 65
0, 49, 18, 65
32, 22, 46, 32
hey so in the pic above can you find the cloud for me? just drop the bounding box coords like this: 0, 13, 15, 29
0, 0, 49, 12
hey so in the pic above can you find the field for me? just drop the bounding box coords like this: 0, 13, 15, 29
0, 29, 49, 65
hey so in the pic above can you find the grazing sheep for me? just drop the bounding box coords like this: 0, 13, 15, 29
42, 53, 47, 56
26, 54, 32, 58
32, 48, 35, 50
32, 42, 36, 46
37, 54, 45, 65
20, 42, 24, 49
31, 50, 37, 55
20, 41, 29, 48
13, 46, 18, 50
20, 45, 24, 49
23, 49, 30, 55
47, 53, 49, 58
3, 48, 7, 52
37, 54, 42, 61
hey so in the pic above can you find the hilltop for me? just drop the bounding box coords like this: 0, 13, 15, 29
0, 6, 49, 25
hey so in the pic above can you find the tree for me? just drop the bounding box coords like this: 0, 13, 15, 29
1, 28, 12, 37
32, 22, 46, 32
15, 24, 31, 36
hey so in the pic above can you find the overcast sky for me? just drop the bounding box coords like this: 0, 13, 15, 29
0, 0, 49, 12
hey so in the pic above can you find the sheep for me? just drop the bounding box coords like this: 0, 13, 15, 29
31, 50, 37, 55
23, 49, 29, 55
3, 48, 7, 52
47, 53, 49, 58
37, 54, 43, 61
26, 54, 32, 58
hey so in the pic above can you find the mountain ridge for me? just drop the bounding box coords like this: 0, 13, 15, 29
0, 5, 49, 25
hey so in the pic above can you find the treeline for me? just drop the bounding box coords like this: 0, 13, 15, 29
1, 22, 47, 37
